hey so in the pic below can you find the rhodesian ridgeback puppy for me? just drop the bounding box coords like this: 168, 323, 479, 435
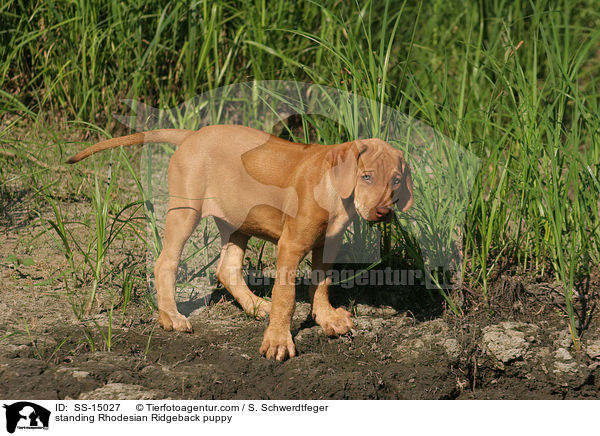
68, 124, 413, 360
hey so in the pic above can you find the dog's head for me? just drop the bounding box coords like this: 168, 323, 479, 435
327, 139, 413, 222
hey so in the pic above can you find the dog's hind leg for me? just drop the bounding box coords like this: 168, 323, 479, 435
215, 225, 272, 319
155, 202, 201, 332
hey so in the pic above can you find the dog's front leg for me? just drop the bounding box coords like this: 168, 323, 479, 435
259, 240, 306, 361
310, 244, 354, 336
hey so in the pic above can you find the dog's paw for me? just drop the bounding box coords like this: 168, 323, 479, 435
259, 327, 295, 361
313, 306, 354, 336
158, 310, 193, 333
243, 298, 272, 320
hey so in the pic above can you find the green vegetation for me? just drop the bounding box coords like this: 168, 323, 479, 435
1, 0, 599, 349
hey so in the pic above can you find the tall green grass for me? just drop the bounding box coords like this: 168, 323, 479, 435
1, 0, 599, 347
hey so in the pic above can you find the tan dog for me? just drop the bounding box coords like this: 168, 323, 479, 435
68, 124, 413, 360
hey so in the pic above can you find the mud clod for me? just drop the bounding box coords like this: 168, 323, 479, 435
585, 340, 600, 360
481, 322, 539, 367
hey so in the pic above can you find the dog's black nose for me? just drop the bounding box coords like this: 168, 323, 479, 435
375, 206, 392, 219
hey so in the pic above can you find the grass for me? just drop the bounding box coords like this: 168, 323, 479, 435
0, 0, 599, 350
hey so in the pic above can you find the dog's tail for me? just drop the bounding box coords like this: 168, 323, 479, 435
66, 129, 194, 164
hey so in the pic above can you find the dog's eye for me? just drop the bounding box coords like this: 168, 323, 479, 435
392, 177, 401, 185
362, 174, 372, 183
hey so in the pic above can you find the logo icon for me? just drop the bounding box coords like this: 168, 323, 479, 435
3, 402, 50, 433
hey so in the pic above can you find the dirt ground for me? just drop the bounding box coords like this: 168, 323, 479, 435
1, 201, 600, 400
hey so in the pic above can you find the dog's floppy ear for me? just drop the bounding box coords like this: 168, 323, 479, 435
397, 157, 414, 212
326, 142, 367, 199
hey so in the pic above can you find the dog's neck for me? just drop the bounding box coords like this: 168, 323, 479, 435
342, 196, 358, 221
